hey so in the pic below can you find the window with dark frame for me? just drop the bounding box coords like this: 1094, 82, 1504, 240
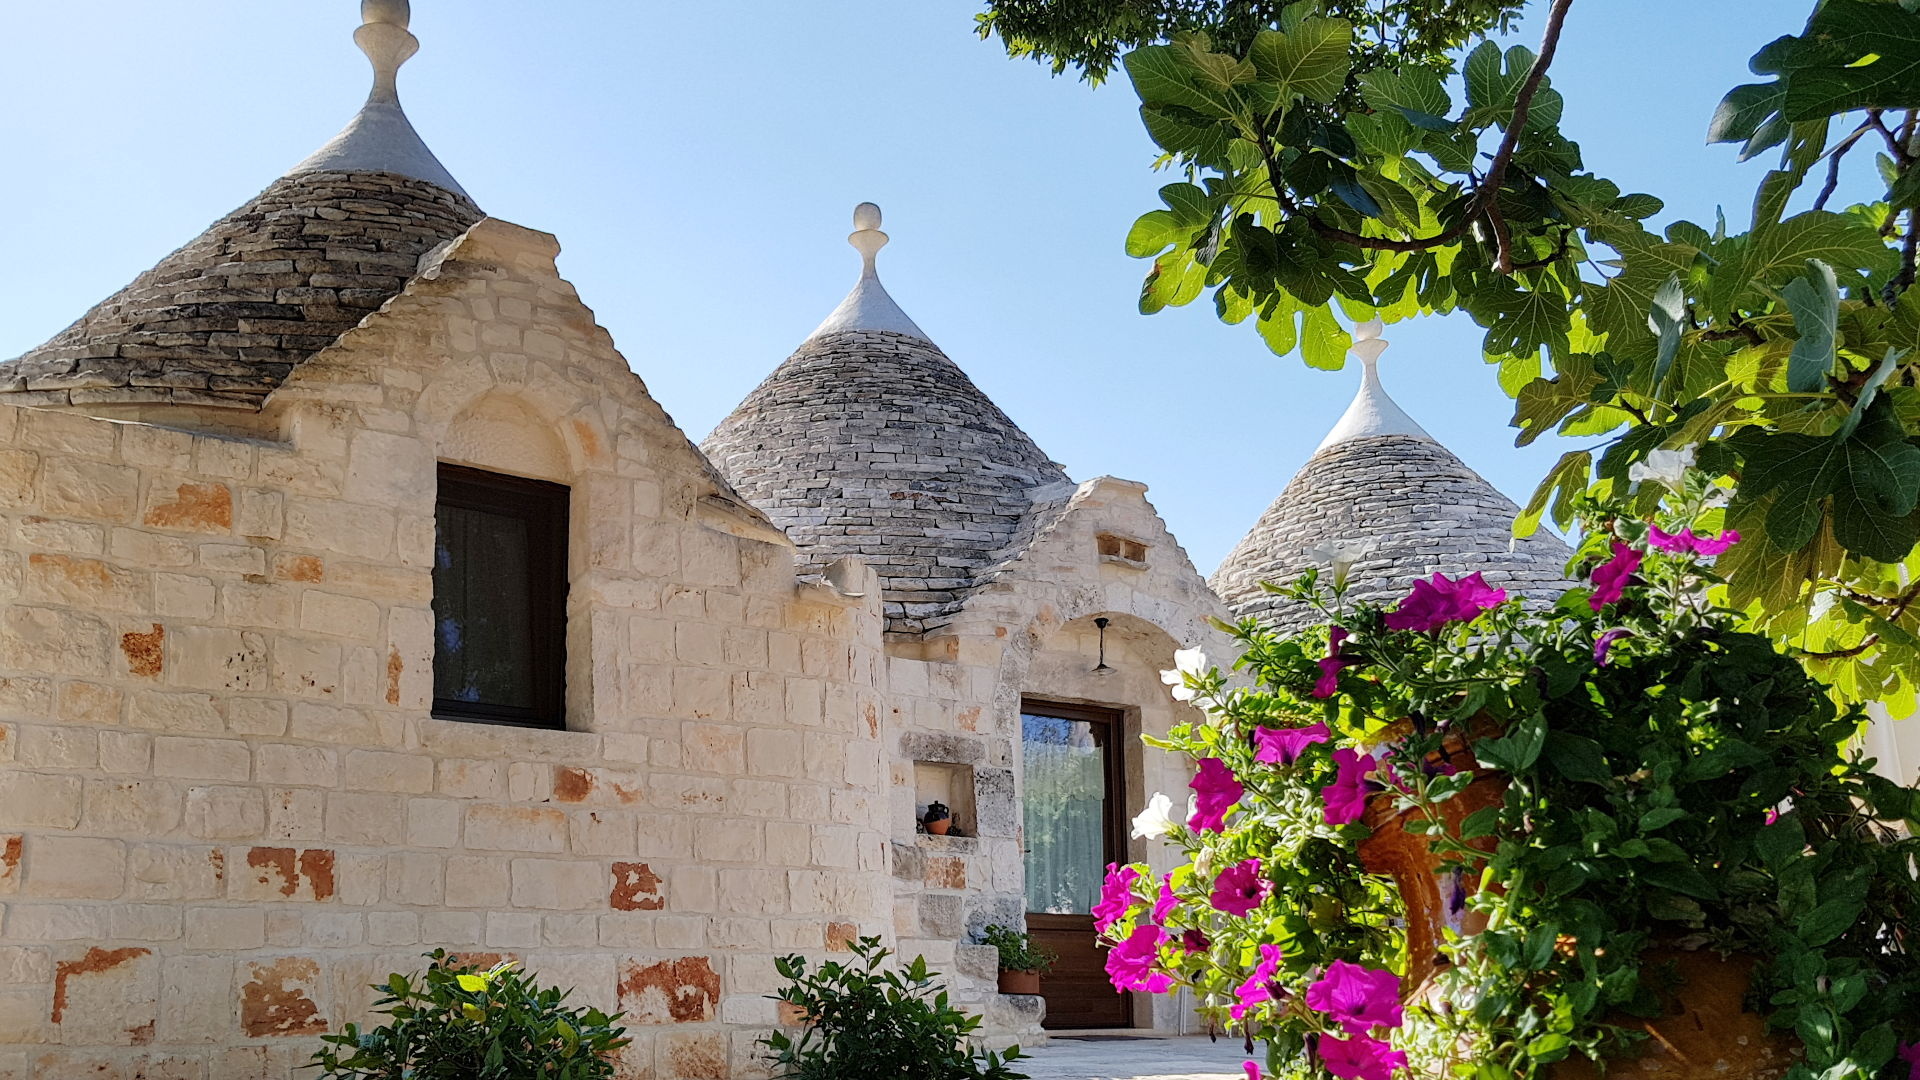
431, 463, 569, 729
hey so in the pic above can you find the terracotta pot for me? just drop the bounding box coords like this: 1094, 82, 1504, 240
998, 969, 1041, 995
1355, 721, 1506, 996
1543, 950, 1798, 1080
925, 818, 951, 836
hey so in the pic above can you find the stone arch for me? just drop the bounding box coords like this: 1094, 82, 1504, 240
440, 391, 572, 484
415, 366, 610, 485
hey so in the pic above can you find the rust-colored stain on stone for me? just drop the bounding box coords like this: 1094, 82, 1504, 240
554, 766, 595, 803
573, 420, 604, 461
276, 554, 325, 582
956, 706, 982, 733
28, 553, 113, 589
863, 703, 879, 738
121, 623, 164, 678
240, 957, 326, 1037
143, 482, 233, 533
299, 849, 336, 901
243, 847, 335, 901
612, 782, 643, 805
385, 648, 403, 706
617, 957, 721, 1024
1, 835, 20, 880
925, 857, 967, 890
826, 923, 859, 952
665, 1033, 728, 1080
209, 848, 226, 883
777, 1000, 810, 1025
446, 952, 512, 971
127, 1019, 155, 1045
51, 947, 150, 1023
247, 847, 300, 897
609, 862, 664, 911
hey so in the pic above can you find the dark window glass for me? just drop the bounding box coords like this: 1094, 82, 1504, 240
432, 464, 568, 728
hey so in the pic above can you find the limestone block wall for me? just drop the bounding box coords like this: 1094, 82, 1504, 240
0, 219, 892, 1080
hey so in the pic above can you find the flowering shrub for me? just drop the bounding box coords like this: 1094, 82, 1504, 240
1107, 507, 1920, 1080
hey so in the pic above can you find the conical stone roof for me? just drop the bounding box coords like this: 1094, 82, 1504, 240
702, 204, 1069, 635
1211, 326, 1572, 628
1, 1, 480, 410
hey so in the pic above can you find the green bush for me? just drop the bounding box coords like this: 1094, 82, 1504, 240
308, 950, 628, 1080
758, 936, 1029, 1080
979, 924, 1055, 973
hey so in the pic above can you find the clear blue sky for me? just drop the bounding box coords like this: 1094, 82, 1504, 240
0, 1, 1863, 574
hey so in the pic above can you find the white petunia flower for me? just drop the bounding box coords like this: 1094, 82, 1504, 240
1627, 445, 1697, 492
1304, 538, 1378, 587
1161, 648, 1210, 703
1131, 792, 1177, 840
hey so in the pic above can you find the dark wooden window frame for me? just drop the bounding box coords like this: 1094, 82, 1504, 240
432, 462, 570, 729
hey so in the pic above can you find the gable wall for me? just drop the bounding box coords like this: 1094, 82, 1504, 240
0, 221, 892, 1080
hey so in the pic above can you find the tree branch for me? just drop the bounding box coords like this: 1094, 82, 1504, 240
1813, 119, 1875, 212
1487, 0, 1576, 272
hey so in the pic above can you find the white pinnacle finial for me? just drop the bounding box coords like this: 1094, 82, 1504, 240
1314, 318, 1432, 451
285, 0, 469, 199
356, 0, 418, 105
804, 202, 929, 342
850, 202, 889, 277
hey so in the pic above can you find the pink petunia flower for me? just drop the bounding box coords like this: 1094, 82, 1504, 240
1153, 873, 1178, 924
1589, 541, 1642, 610
1321, 748, 1383, 826
1383, 573, 1506, 632
1180, 928, 1210, 953
1898, 1041, 1920, 1080
1210, 858, 1270, 917
1593, 628, 1633, 666
1318, 1034, 1408, 1080
1105, 923, 1174, 993
1649, 525, 1742, 556
1230, 943, 1284, 1020
1253, 722, 1331, 766
1092, 864, 1140, 934
1306, 959, 1404, 1033
1189, 758, 1244, 833
1313, 627, 1363, 698
1243, 1063, 1263, 1080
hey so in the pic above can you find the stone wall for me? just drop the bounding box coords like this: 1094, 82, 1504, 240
0, 220, 891, 1080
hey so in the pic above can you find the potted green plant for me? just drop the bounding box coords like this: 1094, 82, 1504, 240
981, 924, 1055, 995
1113, 500, 1920, 1080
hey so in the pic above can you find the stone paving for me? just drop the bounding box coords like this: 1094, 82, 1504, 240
1019, 1035, 1254, 1080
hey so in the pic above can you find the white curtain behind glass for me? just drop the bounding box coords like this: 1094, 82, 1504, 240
1022, 713, 1107, 915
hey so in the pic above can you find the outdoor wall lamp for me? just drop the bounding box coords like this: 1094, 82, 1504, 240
1092, 616, 1115, 676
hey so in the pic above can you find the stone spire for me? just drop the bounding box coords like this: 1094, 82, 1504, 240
1210, 321, 1571, 627
702, 203, 1068, 634
287, 0, 470, 199
0, 0, 481, 410
805, 203, 930, 343
1315, 321, 1431, 450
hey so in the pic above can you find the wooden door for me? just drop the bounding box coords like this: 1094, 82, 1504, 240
1021, 700, 1131, 1029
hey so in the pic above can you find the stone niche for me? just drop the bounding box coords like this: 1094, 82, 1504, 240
913, 760, 978, 837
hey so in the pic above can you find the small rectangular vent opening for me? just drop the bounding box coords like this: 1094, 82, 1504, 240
1096, 533, 1149, 567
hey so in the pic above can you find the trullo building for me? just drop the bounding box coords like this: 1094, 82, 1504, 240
0, 5, 1598, 1078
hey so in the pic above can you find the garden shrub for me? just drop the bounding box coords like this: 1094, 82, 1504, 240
759, 936, 1029, 1080
308, 950, 627, 1080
